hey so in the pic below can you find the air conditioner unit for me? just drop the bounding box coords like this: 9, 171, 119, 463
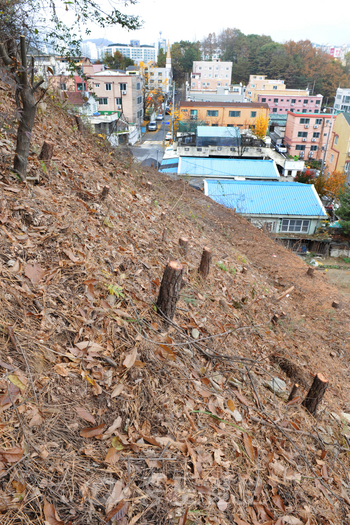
308, 153, 313, 158
304, 125, 309, 129
122, 90, 127, 95
312, 138, 316, 142
117, 105, 122, 109
302, 138, 307, 142
314, 125, 318, 129
299, 152, 305, 157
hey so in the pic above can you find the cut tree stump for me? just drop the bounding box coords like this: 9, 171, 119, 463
39, 141, 54, 162
332, 301, 340, 309
306, 267, 315, 277
75, 114, 83, 133
179, 237, 189, 257
198, 247, 212, 279
100, 185, 110, 200
271, 313, 279, 325
162, 228, 168, 242
287, 383, 300, 402
156, 261, 183, 321
302, 373, 328, 416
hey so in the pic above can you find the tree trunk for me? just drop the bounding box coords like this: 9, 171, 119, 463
39, 141, 54, 162
14, 87, 37, 180
287, 383, 300, 402
75, 114, 83, 133
302, 373, 328, 416
198, 247, 211, 279
156, 261, 183, 321
179, 237, 189, 257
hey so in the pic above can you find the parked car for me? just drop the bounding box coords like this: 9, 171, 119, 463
156, 114, 164, 120
165, 132, 172, 141
148, 121, 157, 131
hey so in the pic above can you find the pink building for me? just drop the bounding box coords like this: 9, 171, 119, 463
284, 112, 335, 161
257, 93, 323, 115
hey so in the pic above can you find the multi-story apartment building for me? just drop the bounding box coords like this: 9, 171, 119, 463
179, 101, 269, 129
257, 93, 323, 115
325, 112, 350, 178
187, 85, 245, 103
101, 41, 156, 65
91, 71, 143, 124
191, 60, 233, 91
284, 111, 335, 161
334, 87, 350, 113
246, 75, 309, 103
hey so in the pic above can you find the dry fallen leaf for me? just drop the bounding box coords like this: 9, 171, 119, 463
243, 433, 255, 461
105, 500, 129, 522
103, 416, 122, 439
24, 263, 45, 284
54, 363, 69, 377
105, 480, 123, 514
273, 494, 286, 512
104, 448, 120, 465
227, 399, 235, 411
80, 424, 105, 438
217, 499, 228, 511
111, 383, 124, 398
123, 347, 137, 368
1, 447, 24, 463
75, 406, 96, 425
43, 499, 64, 525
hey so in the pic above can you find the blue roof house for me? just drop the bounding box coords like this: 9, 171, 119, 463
204, 180, 328, 235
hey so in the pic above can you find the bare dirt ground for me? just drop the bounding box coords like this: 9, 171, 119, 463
325, 269, 350, 298
1, 83, 350, 525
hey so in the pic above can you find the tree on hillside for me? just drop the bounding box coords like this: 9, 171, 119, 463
157, 48, 166, 67
0, 0, 141, 180
323, 170, 347, 201
103, 50, 134, 71
202, 32, 218, 60
171, 40, 201, 83
336, 186, 350, 234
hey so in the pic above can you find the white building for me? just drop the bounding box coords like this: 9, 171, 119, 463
334, 87, 350, 113
191, 59, 233, 91
101, 41, 156, 65
82, 41, 98, 60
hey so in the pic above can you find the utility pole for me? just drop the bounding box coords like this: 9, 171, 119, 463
171, 81, 175, 139
321, 107, 336, 175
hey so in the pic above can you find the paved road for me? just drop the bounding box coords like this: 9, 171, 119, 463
131, 119, 171, 166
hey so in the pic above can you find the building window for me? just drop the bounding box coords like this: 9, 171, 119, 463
281, 219, 310, 233
295, 145, 305, 151
60, 83, 67, 90
207, 110, 219, 116
316, 100, 320, 104
77, 83, 84, 91
334, 135, 338, 145
229, 111, 241, 117
94, 83, 100, 88
158, 80, 162, 83
310, 145, 317, 151
116, 97, 122, 105
313, 132, 320, 138
137, 96, 142, 104
302, 109, 307, 113
272, 108, 277, 113
273, 86, 277, 90
261, 98, 266, 102
120, 83, 127, 91
250, 111, 257, 118
136, 82, 141, 90
299, 118, 310, 124
158, 72, 162, 76
274, 98, 278, 103
105, 83, 112, 91
330, 154, 334, 163
314, 110, 319, 113
298, 131, 308, 137
315, 119, 322, 124
98, 98, 108, 105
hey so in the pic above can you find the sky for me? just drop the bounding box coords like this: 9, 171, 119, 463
86, 0, 350, 48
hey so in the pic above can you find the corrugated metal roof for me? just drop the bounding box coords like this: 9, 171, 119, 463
197, 126, 240, 138
204, 180, 327, 217
159, 158, 179, 173
179, 158, 279, 179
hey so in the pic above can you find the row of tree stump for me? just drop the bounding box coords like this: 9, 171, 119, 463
288, 374, 328, 416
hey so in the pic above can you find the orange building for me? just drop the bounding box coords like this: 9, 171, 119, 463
179, 101, 269, 129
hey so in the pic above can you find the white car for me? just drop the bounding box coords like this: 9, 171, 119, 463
165, 132, 172, 141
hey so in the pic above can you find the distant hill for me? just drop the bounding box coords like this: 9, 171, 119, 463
82, 38, 113, 47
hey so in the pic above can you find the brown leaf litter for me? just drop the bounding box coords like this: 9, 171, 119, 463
0, 82, 350, 525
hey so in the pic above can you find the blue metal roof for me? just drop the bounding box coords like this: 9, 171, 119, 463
197, 126, 241, 139
204, 180, 327, 217
179, 158, 279, 179
159, 158, 179, 173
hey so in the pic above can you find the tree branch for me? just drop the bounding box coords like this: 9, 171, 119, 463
0, 43, 14, 67
32, 79, 45, 94
19, 35, 28, 87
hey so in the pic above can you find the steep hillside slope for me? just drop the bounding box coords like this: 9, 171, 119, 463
0, 87, 350, 525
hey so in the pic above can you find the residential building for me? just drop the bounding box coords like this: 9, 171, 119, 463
191, 60, 233, 91
246, 75, 308, 103
101, 41, 156, 64
160, 158, 280, 180
81, 41, 98, 60
204, 180, 327, 234
257, 93, 322, 115
179, 101, 269, 129
334, 87, 350, 113
325, 112, 350, 179
187, 85, 245, 103
91, 70, 143, 124
284, 111, 335, 160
